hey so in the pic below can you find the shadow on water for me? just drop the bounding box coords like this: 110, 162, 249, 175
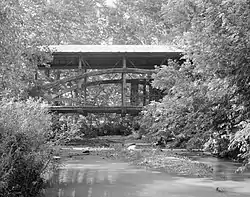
44, 155, 250, 197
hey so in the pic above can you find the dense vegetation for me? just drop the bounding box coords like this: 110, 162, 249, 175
140, 0, 250, 169
0, 99, 54, 197
0, 0, 250, 196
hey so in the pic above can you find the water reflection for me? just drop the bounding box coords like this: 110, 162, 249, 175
44, 156, 250, 197
190, 155, 250, 181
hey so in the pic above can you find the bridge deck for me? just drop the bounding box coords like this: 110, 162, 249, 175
48, 106, 143, 115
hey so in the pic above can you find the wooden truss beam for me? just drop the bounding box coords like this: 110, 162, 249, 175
48, 106, 142, 115
41, 68, 154, 90
50, 79, 151, 100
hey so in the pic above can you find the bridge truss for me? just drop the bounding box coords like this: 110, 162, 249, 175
35, 45, 182, 116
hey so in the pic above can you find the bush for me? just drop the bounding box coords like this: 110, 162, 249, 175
0, 98, 55, 197
186, 136, 204, 150
229, 121, 250, 168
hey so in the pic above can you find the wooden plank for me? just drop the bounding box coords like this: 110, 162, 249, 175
42, 68, 155, 90
38, 64, 157, 70
47, 106, 142, 115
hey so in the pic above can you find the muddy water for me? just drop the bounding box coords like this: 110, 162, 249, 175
44, 155, 250, 197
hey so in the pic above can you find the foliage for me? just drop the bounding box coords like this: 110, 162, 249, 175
140, 0, 250, 165
50, 113, 136, 143
1, 0, 249, 177
229, 120, 250, 165
0, 98, 55, 197
105, 0, 169, 44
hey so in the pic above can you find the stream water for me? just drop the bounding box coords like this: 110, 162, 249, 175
44, 151, 250, 197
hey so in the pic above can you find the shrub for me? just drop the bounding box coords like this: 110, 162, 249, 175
0, 98, 55, 197
186, 136, 204, 150
229, 120, 250, 168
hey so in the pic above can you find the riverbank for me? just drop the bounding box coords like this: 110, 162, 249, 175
94, 146, 213, 178
55, 143, 213, 178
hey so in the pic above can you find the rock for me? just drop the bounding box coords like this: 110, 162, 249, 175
127, 144, 136, 150
216, 187, 225, 192
52, 156, 61, 160
154, 136, 166, 148
82, 150, 90, 155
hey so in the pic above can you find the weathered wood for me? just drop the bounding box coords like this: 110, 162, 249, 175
38, 64, 157, 70
149, 84, 153, 101
143, 79, 147, 106
56, 71, 60, 80
83, 79, 150, 86
41, 68, 155, 90
83, 68, 87, 106
122, 56, 126, 109
78, 56, 82, 103
48, 106, 142, 115
78, 56, 84, 105
50, 79, 151, 100
130, 79, 139, 106
52, 97, 80, 105
54, 71, 61, 106
37, 45, 183, 115
34, 71, 38, 80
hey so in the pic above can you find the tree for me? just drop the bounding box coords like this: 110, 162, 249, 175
140, 0, 250, 165
103, 0, 170, 44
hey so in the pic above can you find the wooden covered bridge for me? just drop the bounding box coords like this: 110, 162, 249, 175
36, 45, 182, 116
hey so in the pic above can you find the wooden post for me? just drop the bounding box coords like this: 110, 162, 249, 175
143, 79, 147, 106
84, 68, 87, 106
34, 71, 38, 80
78, 56, 83, 104
149, 84, 153, 101
55, 70, 60, 106
56, 70, 60, 80
130, 79, 139, 106
121, 56, 126, 115
78, 57, 87, 105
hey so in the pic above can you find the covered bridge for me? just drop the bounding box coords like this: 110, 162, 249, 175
36, 45, 183, 116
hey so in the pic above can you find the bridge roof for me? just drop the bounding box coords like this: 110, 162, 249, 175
46, 45, 182, 53
39, 45, 183, 70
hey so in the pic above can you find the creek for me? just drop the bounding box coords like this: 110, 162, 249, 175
44, 149, 250, 197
